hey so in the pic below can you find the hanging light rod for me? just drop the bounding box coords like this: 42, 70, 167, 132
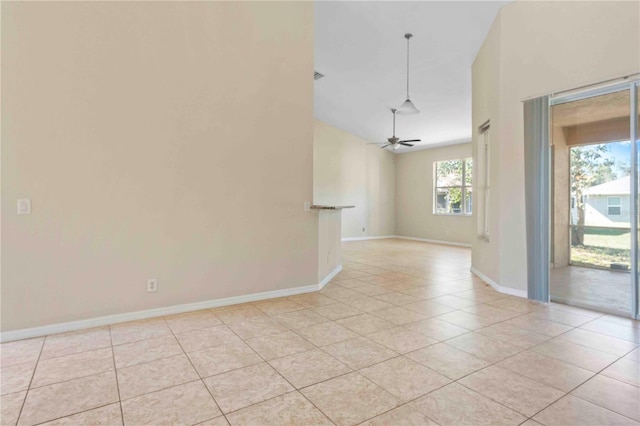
397, 33, 419, 115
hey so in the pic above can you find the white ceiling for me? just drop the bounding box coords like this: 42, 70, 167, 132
314, 1, 509, 152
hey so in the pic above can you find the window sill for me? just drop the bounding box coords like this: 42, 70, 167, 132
433, 213, 472, 217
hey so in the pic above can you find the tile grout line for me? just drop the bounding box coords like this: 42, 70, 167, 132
120, 378, 203, 403
525, 373, 640, 424
438, 312, 637, 423
162, 316, 230, 426
15, 326, 142, 425
338, 334, 529, 425
109, 334, 186, 369
441, 361, 544, 422
27, 403, 118, 426
182, 305, 349, 421
276, 309, 441, 424
355, 400, 441, 426
108, 325, 126, 426
525, 326, 637, 371
566, 320, 640, 347
22, 348, 117, 392
218, 308, 338, 425
406, 309, 568, 421
15, 335, 46, 426
438, 341, 543, 421
24, 331, 125, 425
263, 325, 456, 421
24, 340, 113, 362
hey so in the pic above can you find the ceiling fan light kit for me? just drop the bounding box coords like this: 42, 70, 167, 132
398, 98, 420, 115
396, 33, 420, 115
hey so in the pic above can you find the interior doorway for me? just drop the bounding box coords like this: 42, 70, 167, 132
550, 85, 637, 317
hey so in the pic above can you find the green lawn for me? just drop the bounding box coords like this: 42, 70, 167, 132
582, 228, 630, 250
570, 227, 630, 270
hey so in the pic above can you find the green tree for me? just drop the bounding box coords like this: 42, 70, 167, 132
436, 159, 472, 213
570, 144, 615, 246
617, 161, 631, 177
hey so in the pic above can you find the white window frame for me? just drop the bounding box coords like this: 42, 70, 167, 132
434, 158, 473, 216
608, 196, 622, 216
478, 121, 490, 241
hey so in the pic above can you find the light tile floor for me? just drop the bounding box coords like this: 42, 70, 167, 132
2, 239, 639, 426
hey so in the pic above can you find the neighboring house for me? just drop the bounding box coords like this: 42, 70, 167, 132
572, 175, 631, 228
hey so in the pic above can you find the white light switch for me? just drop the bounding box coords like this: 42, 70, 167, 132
17, 199, 31, 215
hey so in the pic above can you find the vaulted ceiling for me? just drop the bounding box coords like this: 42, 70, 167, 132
314, 1, 509, 152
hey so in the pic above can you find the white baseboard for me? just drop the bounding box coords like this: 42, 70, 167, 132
0, 265, 343, 343
318, 264, 342, 289
341, 235, 472, 248
470, 266, 528, 298
341, 235, 396, 242
395, 235, 472, 248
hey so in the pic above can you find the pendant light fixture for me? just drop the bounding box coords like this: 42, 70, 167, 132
397, 33, 419, 115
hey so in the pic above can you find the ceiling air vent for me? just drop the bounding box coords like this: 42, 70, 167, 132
314, 71, 325, 81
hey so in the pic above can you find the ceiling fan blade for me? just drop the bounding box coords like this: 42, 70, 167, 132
380, 144, 390, 149
367, 142, 386, 145
399, 139, 421, 143
399, 142, 414, 147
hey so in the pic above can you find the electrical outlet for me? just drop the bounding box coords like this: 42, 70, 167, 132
17, 199, 31, 215
147, 278, 158, 293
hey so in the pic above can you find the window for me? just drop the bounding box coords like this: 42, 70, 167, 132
608, 196, 621, 216
434, 158, 472, 215
478, 121, 490, 240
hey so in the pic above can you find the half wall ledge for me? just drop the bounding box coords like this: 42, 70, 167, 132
311, 205, 355, 210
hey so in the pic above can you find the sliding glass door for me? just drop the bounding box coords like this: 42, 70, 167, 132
550, 80, 639, 319
635, 82, 640, 319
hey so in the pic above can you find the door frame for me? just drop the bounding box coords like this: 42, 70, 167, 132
549, 79, 640, 320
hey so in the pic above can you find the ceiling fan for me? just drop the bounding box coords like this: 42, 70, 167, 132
369, 108, 421, 150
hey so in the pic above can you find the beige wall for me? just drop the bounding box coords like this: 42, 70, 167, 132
313, 120, 396, 239
395, 144, 473, 245
1, 2, 316, 331
317, 211, 342, 282
472, 1, 640, 293
471, 15, 502, 284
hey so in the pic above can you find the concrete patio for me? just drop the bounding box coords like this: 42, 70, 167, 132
551, 266, 633, 317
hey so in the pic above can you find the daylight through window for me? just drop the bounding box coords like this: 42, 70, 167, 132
434, 158, 472, 215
